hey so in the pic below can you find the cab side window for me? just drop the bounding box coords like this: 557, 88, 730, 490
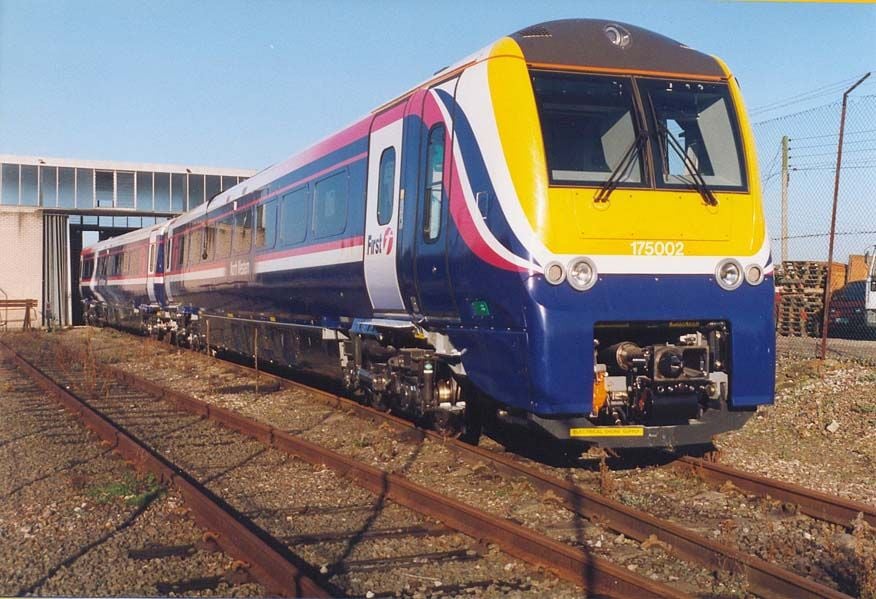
423, 124, 445, 242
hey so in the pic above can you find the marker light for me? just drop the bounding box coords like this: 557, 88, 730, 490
745, 264, 764, 286
604, 24, 632, 49
567, 257, 598, 291
544, 261, 566, 285
715, 259, 743, 290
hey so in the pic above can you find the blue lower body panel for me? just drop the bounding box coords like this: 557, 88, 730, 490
451, 273, 775, 417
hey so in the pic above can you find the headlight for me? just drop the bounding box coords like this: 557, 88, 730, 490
715, 259, 743, 290
745, 264, 764, 285
567, 257, 598, 291
543, 261, 566, 285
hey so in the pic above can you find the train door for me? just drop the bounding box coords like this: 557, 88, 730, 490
94, 249, 108, 304
411, 80, 459, 318
146, 230, 159, 305
363, 114, 405, 314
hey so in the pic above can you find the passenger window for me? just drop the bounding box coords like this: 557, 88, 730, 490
377, 147, 396, 226
423, 124, 446, 242
233, 209, 253, 254
148, 244, 156, 274
313, 171, 348, 238
280, 188, 309, 245
216, 215, 234, 258
188, 229, 202, 264
176, 235, 186, 268
255, 201, 277, 249
202, 224, 216, 261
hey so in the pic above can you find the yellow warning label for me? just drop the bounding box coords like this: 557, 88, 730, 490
569, 427, 645, 438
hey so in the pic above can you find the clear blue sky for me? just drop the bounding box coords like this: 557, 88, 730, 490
0, 0, 873, 171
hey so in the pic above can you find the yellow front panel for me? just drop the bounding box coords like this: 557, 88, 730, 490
486, 38, 766, 259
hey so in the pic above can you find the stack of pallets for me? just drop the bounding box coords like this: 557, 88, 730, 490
775, 262, 826, 337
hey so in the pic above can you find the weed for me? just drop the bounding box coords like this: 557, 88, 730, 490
353, 436, 372, 448
86, 472, 164, 508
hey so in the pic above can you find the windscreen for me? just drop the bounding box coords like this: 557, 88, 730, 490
531, 72, 644, 186
639, 79, 746, 189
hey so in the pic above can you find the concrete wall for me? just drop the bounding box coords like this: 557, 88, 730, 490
0, 207, 42, 328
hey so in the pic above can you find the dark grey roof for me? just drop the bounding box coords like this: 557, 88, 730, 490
510, 19, 725, 78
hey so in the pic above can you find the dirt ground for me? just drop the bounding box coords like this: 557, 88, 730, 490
716, 348, 876, 506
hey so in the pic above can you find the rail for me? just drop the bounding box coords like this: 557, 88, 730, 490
673, 456, 876, 529
27, 338, 690, 599
66, 337, 856, 599
0, 341, 331, 598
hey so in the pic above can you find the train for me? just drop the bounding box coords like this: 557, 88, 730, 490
80, 18, 775, 449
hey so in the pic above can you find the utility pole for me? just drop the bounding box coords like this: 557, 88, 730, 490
820, 71, 871, 360
780, 135, 789, 263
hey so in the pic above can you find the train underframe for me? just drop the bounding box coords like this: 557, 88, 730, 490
82, 300, 752, 448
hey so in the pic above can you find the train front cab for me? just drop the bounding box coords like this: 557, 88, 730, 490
457, 23, 776, 448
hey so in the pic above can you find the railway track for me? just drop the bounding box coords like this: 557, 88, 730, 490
17, 330, 875, 598
1, 342, 331, 598
0, 352, 267, 597
5, 335, 690, 599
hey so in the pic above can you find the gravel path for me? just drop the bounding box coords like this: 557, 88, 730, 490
20, 328, 876, 598
11, 334, 587, 599
0, 355, 264, 597
45, 329, 754, 596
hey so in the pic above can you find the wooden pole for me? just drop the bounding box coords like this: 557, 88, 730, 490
820, 72, 871, 360
780, 135, 789, 264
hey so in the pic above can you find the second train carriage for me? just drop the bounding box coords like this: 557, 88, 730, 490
81, 19, 775, 448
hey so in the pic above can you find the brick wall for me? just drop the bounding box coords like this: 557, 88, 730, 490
0, 207, 42, 329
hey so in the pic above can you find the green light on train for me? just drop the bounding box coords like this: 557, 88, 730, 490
471, 300, 491, 317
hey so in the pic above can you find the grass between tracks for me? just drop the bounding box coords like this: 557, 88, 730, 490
86, 472, 165, 508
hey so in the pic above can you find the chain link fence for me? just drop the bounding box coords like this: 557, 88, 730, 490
752, 91, 876, 364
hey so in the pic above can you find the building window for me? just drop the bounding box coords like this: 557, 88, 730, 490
76, 169, 94, 208
313, 171, 348, 239
188, 174, 205, 209
40, 166, 57, 207
171, 173, 185, 212
95, 170, 114, 207
221, 176, 237, 192
205, 175, 220, 202
154, 173, 170, 212
117, 171, 135, 208
1, 164, 19, 205
59, 167, 75, 208
136, 172, 153, 211
20, 165, 38, 206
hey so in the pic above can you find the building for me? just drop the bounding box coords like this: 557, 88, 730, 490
0, 154, 256, 329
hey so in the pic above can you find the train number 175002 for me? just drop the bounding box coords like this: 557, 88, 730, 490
630, 241, 685, 256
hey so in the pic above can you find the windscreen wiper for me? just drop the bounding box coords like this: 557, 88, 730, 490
655, 121, 718, 207
593, 129, 647, 203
